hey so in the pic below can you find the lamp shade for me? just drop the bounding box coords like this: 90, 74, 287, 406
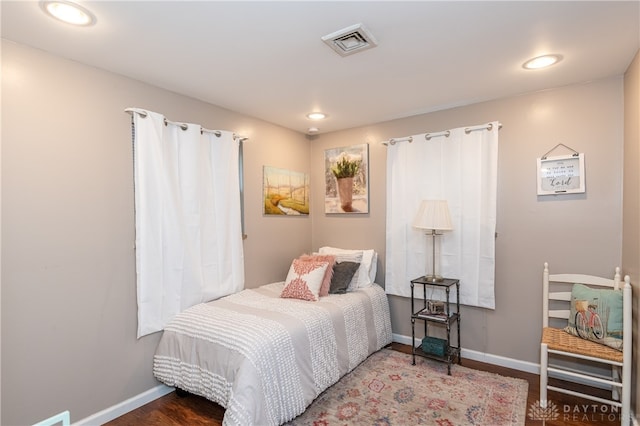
412, 200, 453, 231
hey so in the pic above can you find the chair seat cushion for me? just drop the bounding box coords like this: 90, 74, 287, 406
543, 327, 623, 363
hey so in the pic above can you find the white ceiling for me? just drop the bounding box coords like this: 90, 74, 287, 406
2, 1, 639, 134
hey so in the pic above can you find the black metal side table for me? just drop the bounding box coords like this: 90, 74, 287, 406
410, 276, 461, 375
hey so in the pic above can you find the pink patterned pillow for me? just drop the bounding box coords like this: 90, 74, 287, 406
281, 258, 330, 302
298, 254, 335, 297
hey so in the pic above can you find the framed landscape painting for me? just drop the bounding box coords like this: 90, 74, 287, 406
263, 166, 310, 215
324, 143, 369, 214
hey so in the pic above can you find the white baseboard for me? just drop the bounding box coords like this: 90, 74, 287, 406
76, 338, 637, 425
74, 384, 174, 425
392, 332, 540, 374
78, 336, 535, 424
393, 333, 615, 390
395, 333, 640, 424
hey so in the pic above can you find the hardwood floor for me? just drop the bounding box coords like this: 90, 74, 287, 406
105, 343, 624, 425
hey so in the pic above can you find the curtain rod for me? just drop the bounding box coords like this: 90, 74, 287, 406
382, 121, 502, 146
381, 136, 413, 146
125, 108, 248, 141
463, 122, 502, 134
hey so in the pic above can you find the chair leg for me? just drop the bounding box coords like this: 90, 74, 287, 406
622, 361, 630, 425
540, 343, 548, 407
612, 366, 620, 401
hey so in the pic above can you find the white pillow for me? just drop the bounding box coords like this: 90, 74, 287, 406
315, 250, 362, 291
318, 247, 377, 291
368, 251, 378, 285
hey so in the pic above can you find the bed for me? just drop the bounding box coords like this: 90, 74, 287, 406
153, 248, 392, 426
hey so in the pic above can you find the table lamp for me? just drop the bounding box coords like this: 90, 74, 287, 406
412, 200, 453, 282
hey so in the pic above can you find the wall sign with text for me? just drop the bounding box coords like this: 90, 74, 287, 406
537, 153, 585, 195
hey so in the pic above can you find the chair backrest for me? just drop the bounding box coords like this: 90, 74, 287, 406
541, 262, 632, 424
542, 262, 626, 328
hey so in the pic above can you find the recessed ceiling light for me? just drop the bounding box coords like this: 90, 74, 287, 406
306, 112, 327, 120
523, 54, 562, 70
41, 1, 96, 26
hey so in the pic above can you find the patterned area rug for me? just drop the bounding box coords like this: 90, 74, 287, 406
286, 348, 528, 426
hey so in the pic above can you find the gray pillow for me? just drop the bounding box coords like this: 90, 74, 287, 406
329, 262, 361, 294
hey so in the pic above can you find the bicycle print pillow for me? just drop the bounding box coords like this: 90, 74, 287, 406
564, 284, 624, 351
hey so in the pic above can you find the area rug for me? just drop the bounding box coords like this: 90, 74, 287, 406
286, 348, 528, 426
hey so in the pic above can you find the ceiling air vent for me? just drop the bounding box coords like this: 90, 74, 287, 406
321, 23, 378, 57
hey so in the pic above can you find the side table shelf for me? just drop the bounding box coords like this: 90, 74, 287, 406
410, 276, 461, 375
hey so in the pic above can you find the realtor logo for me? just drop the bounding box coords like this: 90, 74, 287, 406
528, 400, 560, 421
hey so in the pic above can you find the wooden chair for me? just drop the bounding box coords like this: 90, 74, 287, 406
540, 262, 632, 425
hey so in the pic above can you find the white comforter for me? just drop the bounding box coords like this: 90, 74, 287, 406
153, 282, 392, 426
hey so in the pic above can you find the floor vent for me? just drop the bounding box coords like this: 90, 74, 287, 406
321, 23, 378, 57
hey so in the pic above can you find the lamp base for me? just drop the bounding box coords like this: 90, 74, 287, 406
424, 274, 444, 283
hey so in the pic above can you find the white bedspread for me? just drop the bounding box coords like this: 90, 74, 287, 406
153, 282, 392, 426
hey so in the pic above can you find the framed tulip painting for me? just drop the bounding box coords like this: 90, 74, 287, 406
324, 143, 369, 214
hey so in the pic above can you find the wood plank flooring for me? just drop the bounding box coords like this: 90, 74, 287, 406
105, 342, 624, 425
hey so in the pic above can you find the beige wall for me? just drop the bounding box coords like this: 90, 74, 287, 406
1, 38, 633, 425
311, 77, 625, 364
622, 49, 640, 418
1, 40, 311, 425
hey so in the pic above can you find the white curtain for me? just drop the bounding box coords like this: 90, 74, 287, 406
132, 108, 245, 338
385, 122, 499, 308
